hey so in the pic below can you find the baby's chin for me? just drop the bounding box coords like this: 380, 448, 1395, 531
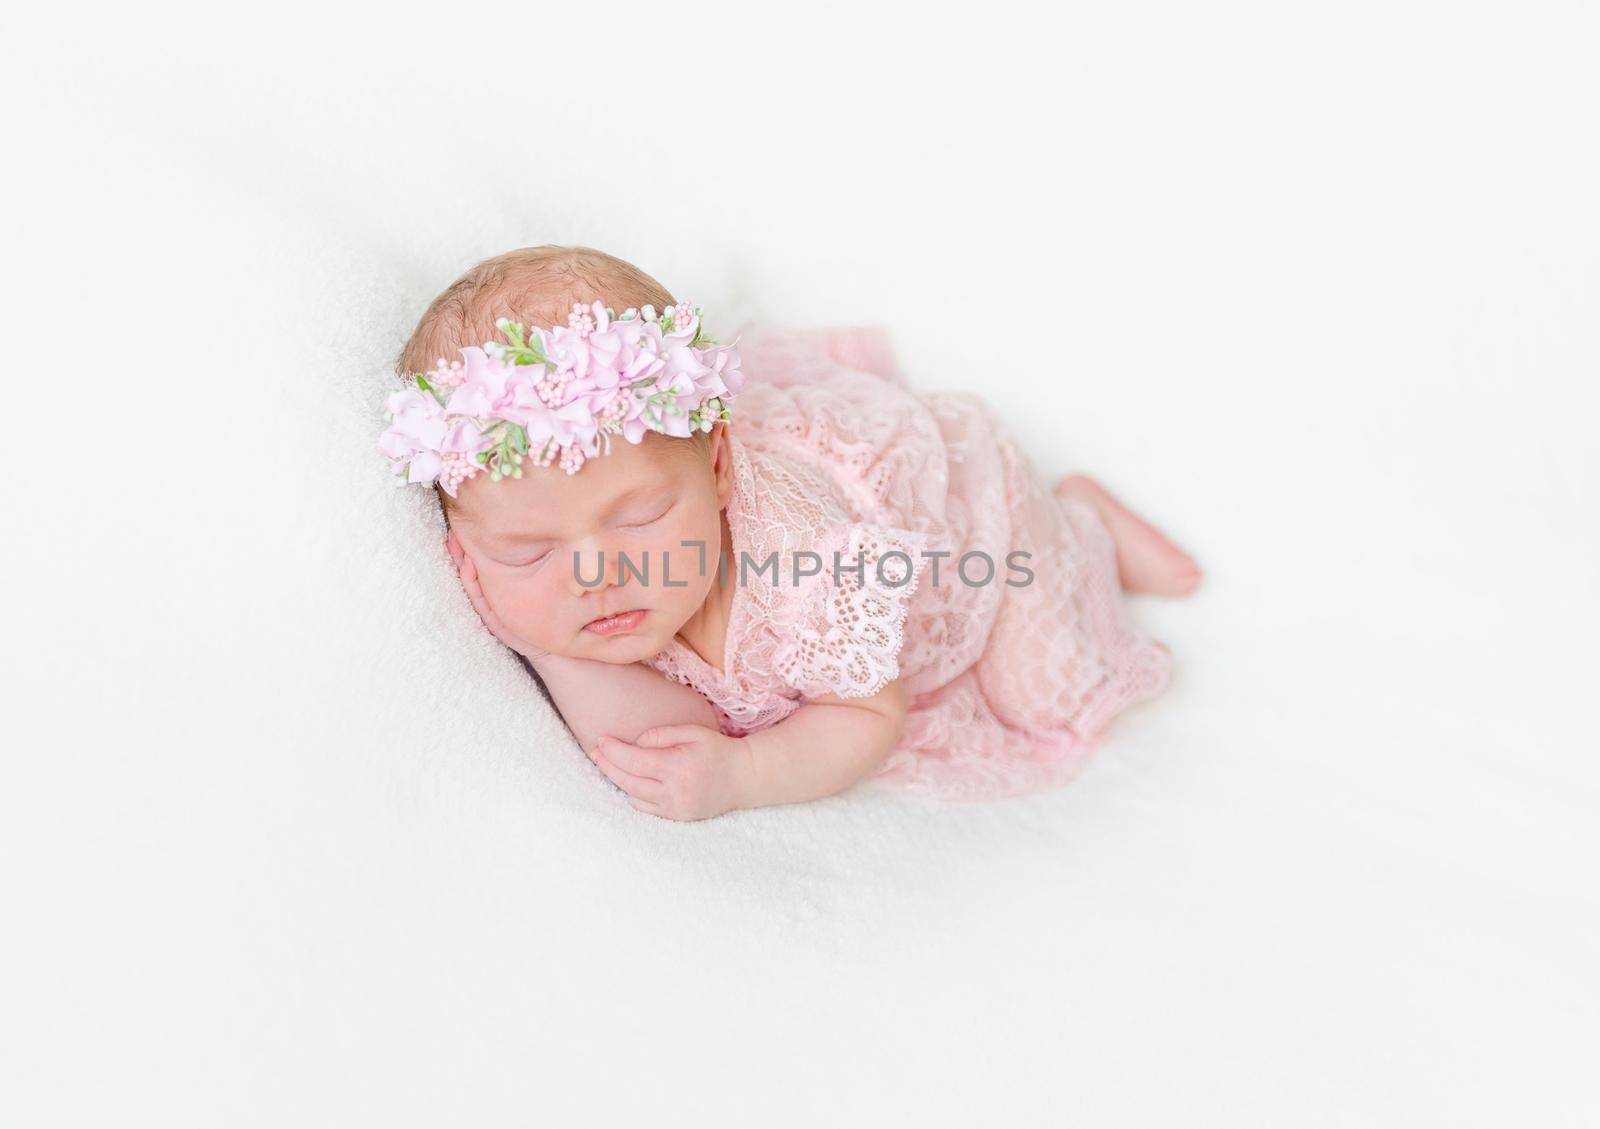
568, 640, 660, 664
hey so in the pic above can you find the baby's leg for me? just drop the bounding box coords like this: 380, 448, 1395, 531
972, 446, 1172, 738
1054, 475, 1201, 597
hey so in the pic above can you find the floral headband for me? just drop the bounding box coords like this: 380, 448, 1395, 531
379, 299, 744, 494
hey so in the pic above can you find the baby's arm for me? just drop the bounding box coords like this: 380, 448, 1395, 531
533, 652, 718, 753
447, 533, 718, 751
591, 678, 907, 820
740, 680, 906, 808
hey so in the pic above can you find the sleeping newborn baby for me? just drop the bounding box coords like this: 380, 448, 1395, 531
381, 244, 1200, 819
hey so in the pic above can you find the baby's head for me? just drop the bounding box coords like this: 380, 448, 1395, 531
398, 244, 733, 664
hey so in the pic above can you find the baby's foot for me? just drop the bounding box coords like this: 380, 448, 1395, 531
1054, 474, 1202, 597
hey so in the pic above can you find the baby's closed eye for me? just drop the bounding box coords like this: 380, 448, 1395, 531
618, 501, 674, 529
496, 546, 554, 568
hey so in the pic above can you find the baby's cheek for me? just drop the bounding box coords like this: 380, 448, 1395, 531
657, 540, 700, 588
499, 573, 565, 644
658, 540, 717, 607
662, 512, 722, 584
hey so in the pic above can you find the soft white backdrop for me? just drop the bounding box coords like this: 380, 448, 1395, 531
5, 3, 1597, 1125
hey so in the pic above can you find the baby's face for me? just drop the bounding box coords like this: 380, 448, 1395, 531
448, 427, 729, 664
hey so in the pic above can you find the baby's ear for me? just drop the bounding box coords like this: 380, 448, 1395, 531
709, 423, 734, 505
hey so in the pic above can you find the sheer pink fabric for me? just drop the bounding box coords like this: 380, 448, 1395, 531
642, 323, 1172, 801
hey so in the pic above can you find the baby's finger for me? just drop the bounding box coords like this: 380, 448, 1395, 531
594, 735, 667, 780
633, 724, 710, 749
627, 795, 663, 817
589, 745, 665, 803
454, 548, 548, 660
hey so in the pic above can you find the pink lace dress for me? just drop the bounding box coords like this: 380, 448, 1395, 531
641, 323, 1172, 801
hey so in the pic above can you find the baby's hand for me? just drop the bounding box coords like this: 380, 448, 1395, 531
589, 724, 756, 822
446, 531, 550, 661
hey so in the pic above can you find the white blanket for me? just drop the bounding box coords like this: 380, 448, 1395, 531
5, 9, 1596, 1125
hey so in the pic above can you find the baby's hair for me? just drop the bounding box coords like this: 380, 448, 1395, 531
398, 244, 676, 378
400, 244, 710, 520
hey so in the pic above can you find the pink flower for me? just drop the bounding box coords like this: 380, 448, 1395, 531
379, 301, 745, 484
566, 300, 608, 338
585, 318, 666, 395
535, 324, 593, 382
667, 302, 698, 334
437, 449, 482, 497
699, 343, 743, 400
441, 347, 501, 415
379, 388, 446, 481
379, 389, 492, 487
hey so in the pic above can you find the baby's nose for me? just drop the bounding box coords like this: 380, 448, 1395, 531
567, 543, 641, 596
568, 546, 611, 595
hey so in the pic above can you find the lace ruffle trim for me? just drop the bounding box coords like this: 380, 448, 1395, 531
771, 521, 929, 700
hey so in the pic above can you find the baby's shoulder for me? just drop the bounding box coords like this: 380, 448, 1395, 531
727, 433, 855, 557
727, 434, 932, 704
